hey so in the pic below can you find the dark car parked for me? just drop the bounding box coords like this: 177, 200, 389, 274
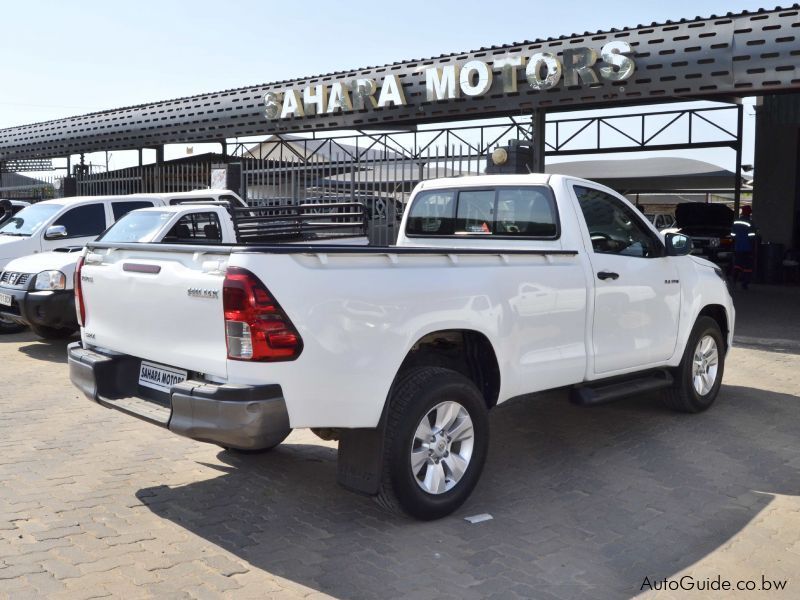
669, 202, 734, 265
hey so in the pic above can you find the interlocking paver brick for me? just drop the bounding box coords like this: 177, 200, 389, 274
0, 286, 798, 598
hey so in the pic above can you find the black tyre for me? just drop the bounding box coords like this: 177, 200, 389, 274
29, 324, 78, 340
0, 317, 26, 334
662, 316, 725, 413
376, 367, 489, 520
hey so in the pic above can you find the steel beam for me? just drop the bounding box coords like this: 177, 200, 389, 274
0, 7, 798, 160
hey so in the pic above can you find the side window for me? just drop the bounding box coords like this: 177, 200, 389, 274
111, 201, 154, 221
164, 212, 222, 243
574, 186, 663, 258
53, 204, 107, 238
405, 191, 456, 235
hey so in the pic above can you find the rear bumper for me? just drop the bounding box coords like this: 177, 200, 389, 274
68, 342, 290, 450
0, 287, 78, 330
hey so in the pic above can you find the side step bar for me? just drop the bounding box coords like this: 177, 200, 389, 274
570, 370, 674, 406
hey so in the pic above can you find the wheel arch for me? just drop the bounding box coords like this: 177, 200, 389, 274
697, 304, 730, 350
337, 330, 500, 498
391, 329, 501, 411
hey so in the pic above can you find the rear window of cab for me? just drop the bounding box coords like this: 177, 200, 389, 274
405, 186, 559, 238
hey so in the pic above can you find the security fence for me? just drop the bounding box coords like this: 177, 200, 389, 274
0, 119, 536, 244
234, 119, 532, 244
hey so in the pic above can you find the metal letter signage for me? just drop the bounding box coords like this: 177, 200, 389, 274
265, 41, 635, 120
426, 65, 461, 101
377, 75, 407, 108
459, 60, 493, 97
6, 7, 800, 160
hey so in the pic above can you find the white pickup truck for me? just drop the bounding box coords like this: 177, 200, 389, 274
0, 191, 250, 337
2, 198, 366, 338
68, 174, 734, 520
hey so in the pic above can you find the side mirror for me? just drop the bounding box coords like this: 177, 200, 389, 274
665, 232, 693, 256
45, 225, 68, 240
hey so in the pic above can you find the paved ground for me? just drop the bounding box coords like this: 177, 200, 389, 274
0, 285, 798, 599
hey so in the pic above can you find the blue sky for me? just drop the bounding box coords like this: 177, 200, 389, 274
0, 0, 770, 170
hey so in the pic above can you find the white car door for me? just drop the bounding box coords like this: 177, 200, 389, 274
571, 184, 682, 375
40, 202, 110, 252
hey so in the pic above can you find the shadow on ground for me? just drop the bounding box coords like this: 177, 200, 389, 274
17, 335, 75, 364
136, 385, 800, 599
732, 285, 800, 355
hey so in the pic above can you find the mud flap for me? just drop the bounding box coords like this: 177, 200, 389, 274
337, 428, 385, 496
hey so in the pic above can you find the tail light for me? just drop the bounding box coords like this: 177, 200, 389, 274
222, 267, 303, 361
74, 257, 86, 327
720, 237, 734, 248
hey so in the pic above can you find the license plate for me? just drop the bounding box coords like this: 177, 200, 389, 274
138, 361, 187, 393
0, 293, 11, 307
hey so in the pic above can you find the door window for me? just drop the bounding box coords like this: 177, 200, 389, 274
574, 186, 662, 258
53, 204, 107, 238
111, 201, 154, 221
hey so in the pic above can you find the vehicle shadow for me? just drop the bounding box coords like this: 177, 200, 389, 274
17, 336, 76, 364
0, 328, 34, 344
135, 385, 800, 599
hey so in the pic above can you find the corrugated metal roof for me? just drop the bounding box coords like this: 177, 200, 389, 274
4, 4, 797, 130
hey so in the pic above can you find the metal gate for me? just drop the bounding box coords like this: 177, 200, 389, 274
235, 119, 533, 244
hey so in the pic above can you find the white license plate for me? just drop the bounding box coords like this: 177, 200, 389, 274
0, 293, 11, 307
138, 361, 187, 393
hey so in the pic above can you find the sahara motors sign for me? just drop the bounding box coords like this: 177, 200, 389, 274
264, 41, 635, 121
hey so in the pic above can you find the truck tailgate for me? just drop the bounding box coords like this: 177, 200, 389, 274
79, 247, 229, 378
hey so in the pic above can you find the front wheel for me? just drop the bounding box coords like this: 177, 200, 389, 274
0, 316, 26, 334
662, 316, 726, 413
377, 367, 489, 520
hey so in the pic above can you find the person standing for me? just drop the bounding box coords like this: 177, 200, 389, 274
732, 205, 756, 290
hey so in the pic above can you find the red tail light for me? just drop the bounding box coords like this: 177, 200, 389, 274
721, 237, 734, 248
222, 267, 303, 361
74, 257, 86, 327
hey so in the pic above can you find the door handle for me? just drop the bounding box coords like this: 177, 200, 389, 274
597, 271, 619, 281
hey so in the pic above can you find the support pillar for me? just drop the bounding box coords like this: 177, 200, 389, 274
531, 108, 546, 174
733, 104, 743, 217
752, 94, 800, 249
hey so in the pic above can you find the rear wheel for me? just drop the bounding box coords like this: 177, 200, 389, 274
662, 316, 725, 413
29, 324, 77, 340
0, 316, 26, 334
376, 367, 489, 520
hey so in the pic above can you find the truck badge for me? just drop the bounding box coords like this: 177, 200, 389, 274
188, 288, 219, 299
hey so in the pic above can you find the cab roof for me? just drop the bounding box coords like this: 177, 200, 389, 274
415, 174, 553, 191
